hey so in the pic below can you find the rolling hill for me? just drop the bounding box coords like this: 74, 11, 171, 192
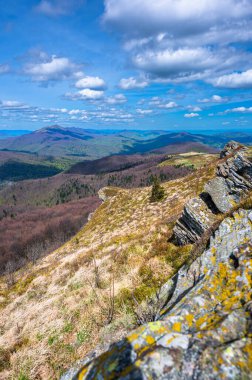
0, 126, 167, 160
1, 126, 251, 161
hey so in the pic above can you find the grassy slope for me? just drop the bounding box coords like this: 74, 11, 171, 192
159, 152, 217, 169
0, 153, 218, 380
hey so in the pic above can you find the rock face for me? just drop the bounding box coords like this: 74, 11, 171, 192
206, 149, 252, 212
174, 141, 252, 245
173, 198, 216, 245
62, 209, 252, 380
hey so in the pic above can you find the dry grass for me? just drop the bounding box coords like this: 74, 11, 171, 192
0, 158, 218, 379
159, 152, 218, 169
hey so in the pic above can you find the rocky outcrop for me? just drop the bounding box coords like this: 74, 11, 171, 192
220, 140, 246, 158
98, 187, 120, 202
174, 141, 252, 245
173, 198, 216, 245
62, 209, 252, 379
206, 147, 252, 212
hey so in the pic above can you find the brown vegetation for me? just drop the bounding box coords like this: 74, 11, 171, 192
0, 197, 100, 274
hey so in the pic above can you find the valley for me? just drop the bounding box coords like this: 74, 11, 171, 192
0, 127, 223, 274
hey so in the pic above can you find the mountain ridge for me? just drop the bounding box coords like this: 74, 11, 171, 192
1, 126, 251, 160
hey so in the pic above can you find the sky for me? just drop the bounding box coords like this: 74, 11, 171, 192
0, 0, 252, 131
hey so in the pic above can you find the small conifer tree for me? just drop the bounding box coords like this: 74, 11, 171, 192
150, 175, 165, 202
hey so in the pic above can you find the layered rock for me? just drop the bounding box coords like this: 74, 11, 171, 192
220, 140, 246, 158
206, 148, 252, 212
62, 209, 252, 380
174, 141, 252, 245
173, 198, 216, 245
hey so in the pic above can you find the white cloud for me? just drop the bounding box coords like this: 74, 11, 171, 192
136, 109, 153, 115
0, 100, 27, 108
149, 97, 178, 109
75, 76, 106, 90
35, 0, 84, 16
158, 101, 178, 109
119, 77, 148, 90
211, 69, 252, 88
67, 89, 104, 100
0, 64, 10, 74
133, 47, 218, 81
106, 94, 127, 104
198, 95, 228, 103
187, 105, 202, 112
68, 109, 83, 115
184, 112, 199, 118
149, 96, 161, 106
224, 106, 252, 114
24, 54, 81, 82
50, 108, 68, 113
103, 0, 251, 38
66, 90, 126, 104
103, 1, 252, 84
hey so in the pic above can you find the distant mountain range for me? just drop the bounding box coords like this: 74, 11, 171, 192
0, 125, 251, 160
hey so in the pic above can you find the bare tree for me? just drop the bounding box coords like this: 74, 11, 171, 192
5, 261, 16, 287
26, 242, 44, 264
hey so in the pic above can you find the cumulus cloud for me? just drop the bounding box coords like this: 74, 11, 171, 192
184, 112, 199, 118
119, 77, 148, 90
198, 95, 228, 103
224, 106, 252, 113
35, 0, 84, 16
103, 0, 251, 39
0, 64, 10, 74
133, 47, 218, 80
158, 101, 178, 109
75, 76, 106, 90
106, 94, 127, 104
24, 54, 81, 82
68, 109, 84, 115
103, 1, 252, 84
211, 69, 252, 88
66, 89, 104, 100
149, 97, 178, 109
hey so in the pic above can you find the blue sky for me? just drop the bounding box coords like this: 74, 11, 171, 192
1, 0, 252, 131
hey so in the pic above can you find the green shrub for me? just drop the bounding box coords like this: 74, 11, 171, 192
150, 176, 165, 203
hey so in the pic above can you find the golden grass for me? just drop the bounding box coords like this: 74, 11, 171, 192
0, 158, 218, 379
159, 152, 217, 169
